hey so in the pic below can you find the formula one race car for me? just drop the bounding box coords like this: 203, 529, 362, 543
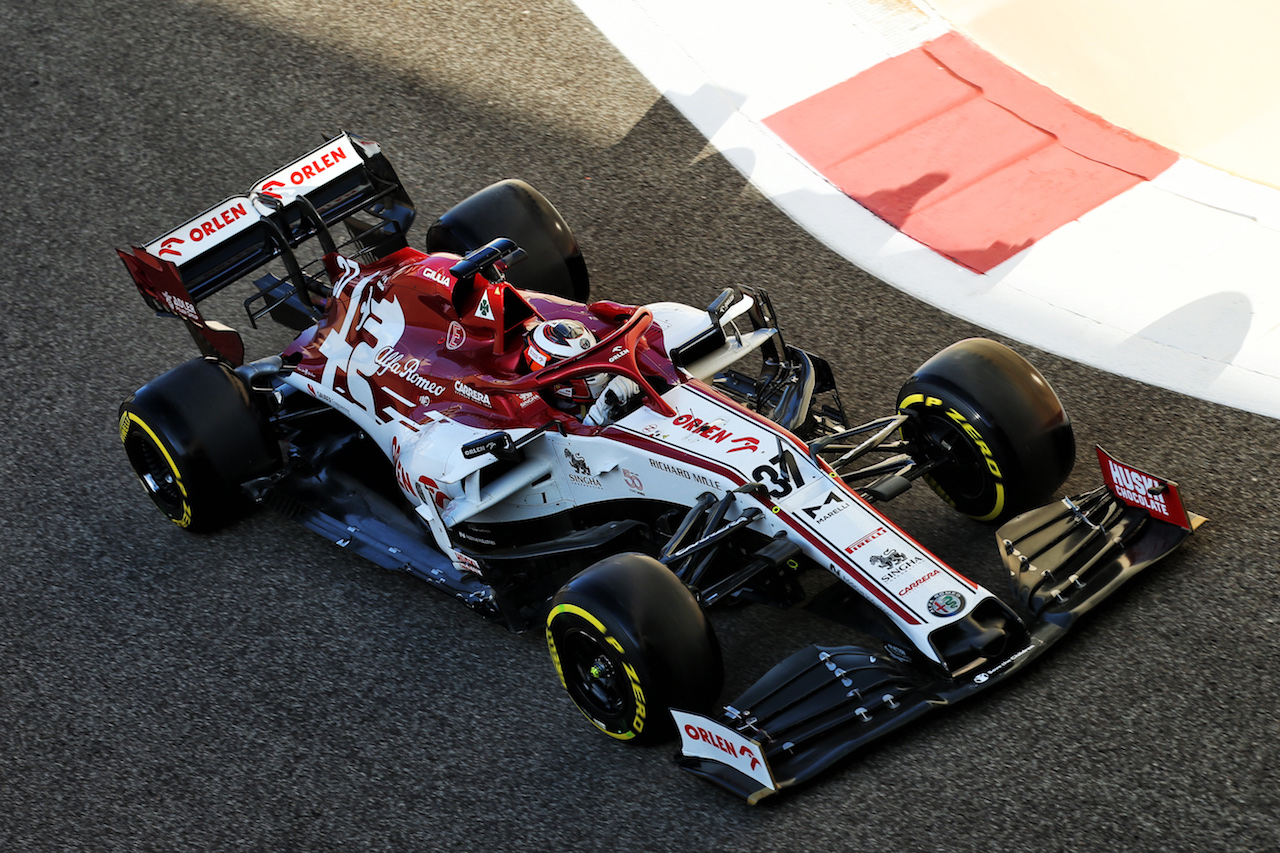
117, 132, 1202, 802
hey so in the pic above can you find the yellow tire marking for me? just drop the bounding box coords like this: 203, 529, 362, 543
899, 398, 1006, 522
546, 602, 646, 740
120, 411, 193, 528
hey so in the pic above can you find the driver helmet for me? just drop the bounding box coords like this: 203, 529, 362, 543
524, 319, 606, 403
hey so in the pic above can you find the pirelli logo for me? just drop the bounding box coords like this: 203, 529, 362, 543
845, 526, 887, 553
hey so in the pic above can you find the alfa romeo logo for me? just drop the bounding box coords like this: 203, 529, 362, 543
927, 590, 965, 617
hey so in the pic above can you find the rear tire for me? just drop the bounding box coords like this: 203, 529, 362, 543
118, 358, 280, 532
426, 179, 589, 301
546, 553, 722, 743
897, 338, 1074, 523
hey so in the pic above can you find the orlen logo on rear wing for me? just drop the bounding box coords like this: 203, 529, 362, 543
120, 131, 414, 366
143, 195, 261, 265
1096, 446, 1192, 530
141, 136, 368, 266
250, 134, 364, 202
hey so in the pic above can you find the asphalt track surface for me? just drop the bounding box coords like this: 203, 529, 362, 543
1, 1, 1276, 850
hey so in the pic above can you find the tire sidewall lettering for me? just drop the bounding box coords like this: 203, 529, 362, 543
900, 395, 1006, 522
546, 603, 647, 739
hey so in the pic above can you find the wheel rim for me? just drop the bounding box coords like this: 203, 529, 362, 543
561, 628, 629, 723
125, 433, 185, 517
914, 412, 990, 502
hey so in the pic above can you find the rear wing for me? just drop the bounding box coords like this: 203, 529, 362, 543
116, 131, 415, 364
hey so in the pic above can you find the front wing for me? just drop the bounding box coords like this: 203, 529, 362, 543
674, 449, 1204, 802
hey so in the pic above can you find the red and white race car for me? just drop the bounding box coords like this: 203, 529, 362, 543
117, 132, 1202, 802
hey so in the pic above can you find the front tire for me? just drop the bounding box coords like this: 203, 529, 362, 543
897, 338, 1075, 523
546, 553, 722, 743
118, 358, 280, 532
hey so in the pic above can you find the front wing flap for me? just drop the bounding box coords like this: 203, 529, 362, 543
674, 645, 946, 803
675, 447, 1203, 801
1002, 447, 1205, 634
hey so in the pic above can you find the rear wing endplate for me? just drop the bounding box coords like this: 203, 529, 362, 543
116, 131, 415, 363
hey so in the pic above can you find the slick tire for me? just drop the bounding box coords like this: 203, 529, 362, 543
546, 553, 722, 744
426, 179, 590, 302
118, 358, 280, 533
897, 338, 1075, 524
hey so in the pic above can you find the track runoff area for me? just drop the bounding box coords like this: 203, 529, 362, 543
570, 0, 1280, 421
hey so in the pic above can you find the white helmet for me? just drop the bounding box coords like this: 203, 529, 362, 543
525, 319, 596, 369
524, 319, 606, 404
